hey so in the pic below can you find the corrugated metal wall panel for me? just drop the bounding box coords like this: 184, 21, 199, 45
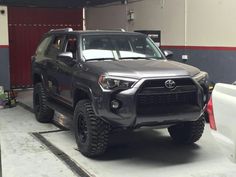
8, 7, 83, 88
1, 0, 120, 8
8, 7, 83, 25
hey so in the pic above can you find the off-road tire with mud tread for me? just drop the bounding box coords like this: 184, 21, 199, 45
74, 99, 110, 157
168, 116, 205, 144
33, 83, 54, 123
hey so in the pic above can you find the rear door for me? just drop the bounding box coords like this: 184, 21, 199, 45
44, 34, 66, 98
33, 35, 54, 90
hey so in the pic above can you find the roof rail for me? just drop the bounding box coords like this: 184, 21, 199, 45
96, 28, 126, 32
49, 28, 73, 33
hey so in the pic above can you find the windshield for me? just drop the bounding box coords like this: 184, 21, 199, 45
81, 34, 164, 61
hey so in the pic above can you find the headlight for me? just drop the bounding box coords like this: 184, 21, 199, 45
193, 72, 208, 83
98, 75, 138, 90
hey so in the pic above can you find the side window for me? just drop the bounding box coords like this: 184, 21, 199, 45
35, 36, 52, 56
46, 35, 65, 58
64, 35, 78, 59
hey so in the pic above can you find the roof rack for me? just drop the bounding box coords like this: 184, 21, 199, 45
96, 28, 126, 32
49, 28, 73, 33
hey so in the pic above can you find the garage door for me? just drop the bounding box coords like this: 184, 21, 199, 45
8, 7, 83, 88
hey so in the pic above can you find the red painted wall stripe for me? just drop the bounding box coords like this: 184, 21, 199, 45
161, 45, 236, 51
0, 45, 9, 48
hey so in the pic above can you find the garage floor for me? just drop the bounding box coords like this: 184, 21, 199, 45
0, 90, 236, 177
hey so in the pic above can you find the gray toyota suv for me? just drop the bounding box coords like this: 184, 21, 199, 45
32, 28, 208, 157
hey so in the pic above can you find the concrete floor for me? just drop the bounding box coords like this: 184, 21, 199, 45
17, 89, 71, 129
0, 106, 77, 177
0, 90, 236, 177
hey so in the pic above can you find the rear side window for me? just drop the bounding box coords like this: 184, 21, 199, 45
36, 36, 52, 56
46, 35, 65, 58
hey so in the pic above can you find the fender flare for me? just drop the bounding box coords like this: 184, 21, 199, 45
32, 71, 47, 87
72, 82, 95, 108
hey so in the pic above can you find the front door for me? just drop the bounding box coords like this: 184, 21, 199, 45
55, 35, 78, 105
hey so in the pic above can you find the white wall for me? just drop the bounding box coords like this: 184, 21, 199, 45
86, 0, 236, 47
0, 6, 9, 45
187, 0, 236, 47
86, 0, 185, 46
86, 4, 127, 30
128, 0, 185, 45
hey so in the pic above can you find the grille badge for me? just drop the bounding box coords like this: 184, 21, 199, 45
165, 80, 176, 89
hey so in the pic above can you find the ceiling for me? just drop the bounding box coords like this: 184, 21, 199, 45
0, 0, 122, 8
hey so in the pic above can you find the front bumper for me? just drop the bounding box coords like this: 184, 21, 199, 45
93, 77, 207, 128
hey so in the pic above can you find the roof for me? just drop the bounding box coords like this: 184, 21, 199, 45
47, 28, 145, 36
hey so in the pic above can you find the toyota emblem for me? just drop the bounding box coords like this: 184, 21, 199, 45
165, 80, 176, 89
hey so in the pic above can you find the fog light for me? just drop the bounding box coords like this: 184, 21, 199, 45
111, 100, 120, 109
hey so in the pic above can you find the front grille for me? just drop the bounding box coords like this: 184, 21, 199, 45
137, 78, 199, 116
139, 78, 197, 95
138, 92, 196, 106
142, 78, 195, 88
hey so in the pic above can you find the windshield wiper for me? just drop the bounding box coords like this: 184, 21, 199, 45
86, 58, 115, 61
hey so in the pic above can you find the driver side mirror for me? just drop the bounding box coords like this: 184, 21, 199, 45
57, 52, 76, 66
163, 50, 173, 59
57, 52, 73, 59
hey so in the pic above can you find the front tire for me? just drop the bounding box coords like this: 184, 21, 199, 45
74, 99, 110, 157
33, 83, 54, 123
168, 116, 205, 144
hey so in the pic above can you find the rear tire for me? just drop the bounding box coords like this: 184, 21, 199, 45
74, 99, 110, 157
168, 116, 205, 144
33, 83, 54, 123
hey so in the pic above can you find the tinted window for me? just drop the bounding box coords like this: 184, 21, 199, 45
36, 36, 52, 56
46, 35, 65, 58
82, 35, 163, 61
64, 35, 78, 59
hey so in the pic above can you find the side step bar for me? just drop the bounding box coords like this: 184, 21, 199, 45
47, 100, 74, 119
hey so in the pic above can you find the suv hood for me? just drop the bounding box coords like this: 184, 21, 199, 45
86, 59, 200, 79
